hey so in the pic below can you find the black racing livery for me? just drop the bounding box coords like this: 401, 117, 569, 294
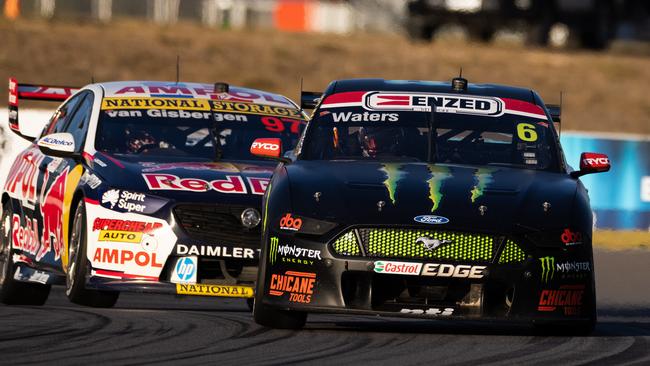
1, 79, 305, 307
252, 78, 610, 333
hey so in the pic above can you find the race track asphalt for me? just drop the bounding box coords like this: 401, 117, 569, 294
1, 249, 649, 366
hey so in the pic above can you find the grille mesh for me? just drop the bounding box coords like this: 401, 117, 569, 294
331, 228, 496, 262
362, 228, 494, 261
331, 228, 527, 264
332, 231, 360, 256
498, 239, 527, 264
174, 204, 260, 247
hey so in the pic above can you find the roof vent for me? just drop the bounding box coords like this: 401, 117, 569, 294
214, 82, 229, 93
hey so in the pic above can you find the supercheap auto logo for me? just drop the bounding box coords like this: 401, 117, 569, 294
92, 218, 162, 243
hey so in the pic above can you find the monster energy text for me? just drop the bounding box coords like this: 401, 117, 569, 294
540, 257, 591, 283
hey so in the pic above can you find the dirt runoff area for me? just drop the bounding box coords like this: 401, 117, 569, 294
0, 18, 649, 135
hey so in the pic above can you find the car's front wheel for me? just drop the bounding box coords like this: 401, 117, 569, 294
253, 282, 307, 329
65, 200, 119, 308
0, 202, 50, 305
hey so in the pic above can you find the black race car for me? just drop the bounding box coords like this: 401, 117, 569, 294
250, 78, 610, 333
1, 79, 305, 307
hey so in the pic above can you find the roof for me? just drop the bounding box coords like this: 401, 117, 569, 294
97, 80, 297, 108
326, 78, 537, 103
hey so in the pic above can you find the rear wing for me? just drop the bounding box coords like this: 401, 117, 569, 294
8, 77, 80, 140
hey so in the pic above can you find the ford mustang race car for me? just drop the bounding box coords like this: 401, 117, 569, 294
1, 78, 305, 307
251, 78, 609, 333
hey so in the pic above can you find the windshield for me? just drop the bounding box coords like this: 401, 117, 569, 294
301, 93, 559, 170
96, 97, 305, 161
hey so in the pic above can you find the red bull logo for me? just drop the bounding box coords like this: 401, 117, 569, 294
38, 168, 68, 261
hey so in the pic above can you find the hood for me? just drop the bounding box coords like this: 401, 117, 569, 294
286, 161, 577, 233
93, 155, 276, 205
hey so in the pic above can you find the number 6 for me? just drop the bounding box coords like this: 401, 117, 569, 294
517, 123, 538, 142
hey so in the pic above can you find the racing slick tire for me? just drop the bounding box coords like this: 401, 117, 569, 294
0, 202, 51, 305
65, 200, 119, 308
533, 317, 595, 336
253, 293, 307, 329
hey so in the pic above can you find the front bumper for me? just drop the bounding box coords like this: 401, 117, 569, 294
260, 228, 596, 323
83, 199, 260, 299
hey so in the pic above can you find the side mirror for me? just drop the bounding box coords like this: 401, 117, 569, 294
250, 138, 289, 163
570, 152, 610, 178
37, 132, 78, 158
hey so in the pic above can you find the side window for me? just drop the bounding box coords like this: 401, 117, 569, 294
63, 93, 94, 151
43, 93, 85, 137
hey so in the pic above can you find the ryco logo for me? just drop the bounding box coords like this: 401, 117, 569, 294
252, 142, 279, 151
583, 157, 609, 165
279, 213, 302, 231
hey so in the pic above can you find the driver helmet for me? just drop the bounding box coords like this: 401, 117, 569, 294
358, 127, 408, 158
126, 127, 156, 154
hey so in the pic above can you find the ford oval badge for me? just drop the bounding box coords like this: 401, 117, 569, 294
414, 215, 449, 225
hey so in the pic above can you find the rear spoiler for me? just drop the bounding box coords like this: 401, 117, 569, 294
300, 91, 323, 110
545, 104, 561, 123
8, 77, 80, 140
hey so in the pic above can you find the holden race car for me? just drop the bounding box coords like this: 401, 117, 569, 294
1, 78, 305, 307
250, 78, 610, 333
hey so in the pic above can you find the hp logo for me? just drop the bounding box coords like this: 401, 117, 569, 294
175, 257, 196, 282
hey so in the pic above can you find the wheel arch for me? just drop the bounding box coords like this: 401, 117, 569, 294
63, 188, 86, 270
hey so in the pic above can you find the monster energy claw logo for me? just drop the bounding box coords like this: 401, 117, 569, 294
269, 237, 279, 265
470, 168, 495, 203
381, 164, 406, 205
426, 165, 452, 212
539, 256, 555, 283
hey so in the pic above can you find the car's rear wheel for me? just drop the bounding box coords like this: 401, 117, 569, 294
0, 202, 51, 305
65, 200, 119, 308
